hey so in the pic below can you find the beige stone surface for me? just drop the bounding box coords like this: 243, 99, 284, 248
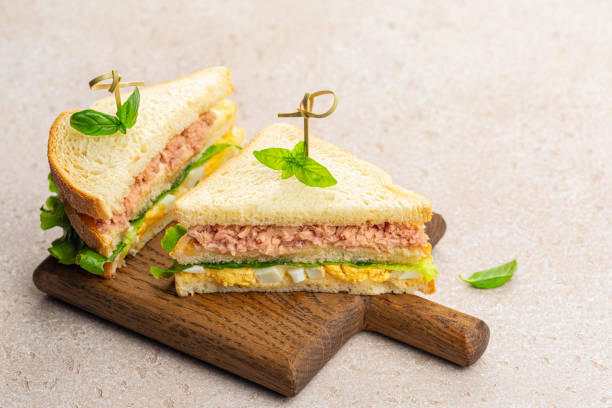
1, 0, 611, 406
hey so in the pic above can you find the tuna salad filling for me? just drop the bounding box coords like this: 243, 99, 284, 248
96, 111, 217, 232
186, 223, 429, 257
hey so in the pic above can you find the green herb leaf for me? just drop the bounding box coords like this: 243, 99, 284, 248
293, 156, 337, 187
460, 259, 517, 289
253, 148, 292, 170
253, 142, 337, 188
70, 109, 123, 136
291, 141, 305, 157
161, 224, 187, 252
116, 87, 140, 129
280, 165, 294, 179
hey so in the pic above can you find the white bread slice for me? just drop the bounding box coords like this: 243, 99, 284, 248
49, 67, 234, 221
174, 272, 435, 296
62, 100, 238, 257
174, 123, 431, 227
171, 242, 431, 265
99, 127, 245, 277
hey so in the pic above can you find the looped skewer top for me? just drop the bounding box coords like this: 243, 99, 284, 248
278, 90, 338, 157
88, 70, 145, 109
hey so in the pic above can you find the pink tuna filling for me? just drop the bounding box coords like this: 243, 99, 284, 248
95, 111, 216, 231
187, 223, 429, 257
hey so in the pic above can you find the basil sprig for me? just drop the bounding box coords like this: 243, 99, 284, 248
460, 259, 517, 289
70, 87, 140, 136
253, 141, 337, 187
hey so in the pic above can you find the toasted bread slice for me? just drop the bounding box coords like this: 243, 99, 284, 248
174, 123, 431, 227
49, 67, 234, 221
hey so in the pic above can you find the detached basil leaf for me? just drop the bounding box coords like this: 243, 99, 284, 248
70, 109, 123, 136
293, 156, 337, 187
253, 148, 291, 170
161, 224, 187, 252
460, 259, 517, 289
116, 87, 140, 129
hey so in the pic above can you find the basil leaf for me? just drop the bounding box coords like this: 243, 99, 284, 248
116, 87, 140, 129
253, 148, 292, 170
70, 109, 123, 136
280, 165, 294, 179
291, 141, 305, 157
75, 247, 108, 275
293, 156, 337, 187
161, 224, 187, 252
460, 259, 517, 289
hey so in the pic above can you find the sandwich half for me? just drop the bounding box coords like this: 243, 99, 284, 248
154, 123, 438, 295
42, 67, 245, 278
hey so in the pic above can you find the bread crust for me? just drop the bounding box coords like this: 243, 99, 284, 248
62, 198, 118, 257
49, 111, 112, 219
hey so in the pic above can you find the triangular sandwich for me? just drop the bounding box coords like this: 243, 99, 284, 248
157, 123, 437, 295
42, 67, 244, 277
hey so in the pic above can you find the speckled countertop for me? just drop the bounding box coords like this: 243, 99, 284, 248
1, 1, 611, 407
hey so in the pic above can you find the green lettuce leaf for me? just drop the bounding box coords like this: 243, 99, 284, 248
48, 229, 83, 265
161, 225, 187, 252
150, 261, 189, 279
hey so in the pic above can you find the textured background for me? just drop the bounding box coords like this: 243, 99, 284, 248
1, 1, 611, 406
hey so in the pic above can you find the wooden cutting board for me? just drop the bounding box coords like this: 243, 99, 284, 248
33, 213, 489, 396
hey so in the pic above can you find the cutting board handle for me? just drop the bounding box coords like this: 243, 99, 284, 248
364, 294, 489, 366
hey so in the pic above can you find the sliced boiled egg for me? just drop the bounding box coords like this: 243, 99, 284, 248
254, 266, 284, 284
390, 270, 422, 280
183, 165, 205, 188
287, 267, 307, 283
157, 193, 176, 210
305, 266, 325, 279
183, 265, 206, 274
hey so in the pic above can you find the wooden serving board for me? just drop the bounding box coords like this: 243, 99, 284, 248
33, 213, 489, 396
